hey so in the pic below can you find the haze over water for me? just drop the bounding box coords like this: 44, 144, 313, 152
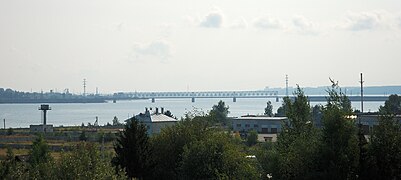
0, 98, 384, 128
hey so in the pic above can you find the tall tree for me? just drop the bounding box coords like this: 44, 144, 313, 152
113, 118, 153, 179
319, 80, 359, 179
368, 113, 401, 179
28, 135, 52, 166
209, 100, 230, 125
267, 86, 321, 179
264, 101, 273, 117
379, 94, 401, 115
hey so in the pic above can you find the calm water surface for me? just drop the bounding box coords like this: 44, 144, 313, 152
0, 98, 384, 128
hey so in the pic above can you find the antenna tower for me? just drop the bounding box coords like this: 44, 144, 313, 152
83, 79, 87, 96
285, 75, 289, 96
360, 73, 364, 114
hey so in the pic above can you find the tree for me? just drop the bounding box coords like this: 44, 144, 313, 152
318, 80, 359, 179
368, 113, 401, 179
113, 118, 153, 179
79, 131, 87, 141
29, 135, 52, 166
209, 100, 230, 125
150, 114, 210, 179
264, 101, 273, 117
180, 132, 259, 179
268, 86, 321, 179
112, 116, 121, 126
57, 142, 125, 180
379, 94, 401, 115
247, 130, 258, 146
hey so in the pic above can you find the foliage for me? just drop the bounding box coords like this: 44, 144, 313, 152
113, 118, 153, 179
180, 132, 259, 179
57, 142, 125, 180
368, 113, 401, 179
318, 80, 359, 179
311, 104, 323, 127
247, 130, 258, 146
6, 128, 13, 135
28, 135, 52, 166
150, 114, 210, 179
267, 86, 321, 179
379, 94, 401, 115
79, 131, 87, 141
112, 116, 121, 126
264, 101, 273, 117
209, 100, 230, 125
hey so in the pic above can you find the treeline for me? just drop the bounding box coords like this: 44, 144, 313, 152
1, 81, 401, 179
257, 82, 401, 179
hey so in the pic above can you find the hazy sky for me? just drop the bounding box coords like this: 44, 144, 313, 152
1, 0, 401, 94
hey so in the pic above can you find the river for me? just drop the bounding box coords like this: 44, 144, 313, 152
0, 98, 384, 128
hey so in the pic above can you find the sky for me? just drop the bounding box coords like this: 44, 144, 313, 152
1, 0, 401, 94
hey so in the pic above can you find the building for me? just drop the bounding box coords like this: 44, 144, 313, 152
358, 114, 401, 134
130, 107, 178, 135
30, 124, 54, 133
232, 115, 287, 142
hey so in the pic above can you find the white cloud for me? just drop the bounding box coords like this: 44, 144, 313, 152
253, 16, 284, 29
292, 15, 319, 35
131, 40, 173, 61
231, 17, 248, 29
200, 8, 224, 28
342, 11, 383, 31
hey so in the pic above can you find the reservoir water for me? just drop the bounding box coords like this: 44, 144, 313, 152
0, 98, 384, 128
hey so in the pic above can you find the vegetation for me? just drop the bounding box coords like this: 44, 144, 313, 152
264, 101, 273, 117
209, 100, 230, 125
113, 118, 153, 179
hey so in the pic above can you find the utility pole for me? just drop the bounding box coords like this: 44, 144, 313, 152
83, 79, 87, 96
3, 119, 5, 129
359, 73, 364, 125
285, 75, 289, 97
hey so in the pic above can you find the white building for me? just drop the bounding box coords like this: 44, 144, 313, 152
132, 107, 178, 135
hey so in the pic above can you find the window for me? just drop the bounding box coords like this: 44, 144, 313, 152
254, 124, 258, 128
236, 124, 241, 127
245, 124, 250, 128
262, 128, 268, 133
271, 128, 278, 133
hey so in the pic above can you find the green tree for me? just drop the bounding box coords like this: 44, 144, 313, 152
267, 86, 321, 179
180, 132, 259, 179
209, 100, 230, 125
79, 131, 87, 141
247, 130, 258, 146
112, 116, 121, 126
28, 135, 52, 166
264, 101, 273, 117
379, 94, 401, 115
150, 115, 210, 179
319, 81, 359, 179
57, 142, 125, 180
368, 113, 401, 179
113, 118, 153, 179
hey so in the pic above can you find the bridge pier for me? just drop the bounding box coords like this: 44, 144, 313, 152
151, 98, 155, 103
233, 97, 236, 102
191, 97, 195, 103
276, 97, 279, 102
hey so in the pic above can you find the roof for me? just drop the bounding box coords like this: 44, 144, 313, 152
149, 114, 177, 122
233, 116, 287, 121
134, 111, 178, 123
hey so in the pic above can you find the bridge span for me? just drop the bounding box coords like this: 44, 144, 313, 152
112, 91, 390, 103
118, 90, 279, 103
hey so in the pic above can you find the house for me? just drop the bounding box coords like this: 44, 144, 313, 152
130, 107, 178, 135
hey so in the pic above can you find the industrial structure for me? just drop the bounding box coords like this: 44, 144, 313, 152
30, 104, 53, 132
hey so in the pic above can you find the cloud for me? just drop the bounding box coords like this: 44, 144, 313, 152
253, 16, 284, 29
292, 15, 319, 35
131, 40, 173, 61
231, 17, 248, 29
200, 8, 224, 28
342, 11, 383, 31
